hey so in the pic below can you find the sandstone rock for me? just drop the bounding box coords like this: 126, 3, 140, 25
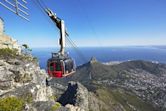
32, 101, 55, 111
58, 81, 89, 111
65, 104, 84, 111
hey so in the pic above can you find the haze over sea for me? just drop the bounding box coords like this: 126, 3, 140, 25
32, 46, 166, 69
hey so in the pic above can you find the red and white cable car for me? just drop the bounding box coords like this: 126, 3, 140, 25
46, 9, 76, 78
47, 53, 76, 78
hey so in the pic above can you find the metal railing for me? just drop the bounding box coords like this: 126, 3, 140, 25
0, 0, 29, 21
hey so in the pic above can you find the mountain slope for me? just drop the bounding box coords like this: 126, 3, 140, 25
94, 88, 157, 111
73, 59, 166, 82
51, 58, 166, 111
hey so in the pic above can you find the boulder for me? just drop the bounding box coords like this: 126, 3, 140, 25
58, 81, 89, 111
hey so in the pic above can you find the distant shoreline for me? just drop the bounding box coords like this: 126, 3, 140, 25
32, 46, 166, 69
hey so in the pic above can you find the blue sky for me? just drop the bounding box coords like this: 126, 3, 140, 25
0, 0, 166, 47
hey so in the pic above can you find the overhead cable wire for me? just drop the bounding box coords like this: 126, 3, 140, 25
33, 0, 88, 63
33, 0, 60, 35
66, 37, 88, 62
74, 0, 103, 47
66, 39, 87, 63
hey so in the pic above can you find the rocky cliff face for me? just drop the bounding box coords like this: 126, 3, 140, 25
57, 81, 116, 111
0, 50, 99, 111
0, 53, 57, 111
58, 81, 89, 111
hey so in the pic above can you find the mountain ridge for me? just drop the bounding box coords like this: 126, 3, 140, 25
51, 58, 166, 111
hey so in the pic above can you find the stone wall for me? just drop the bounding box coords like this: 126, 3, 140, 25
0, 34, 20, 49
0, 18, 4, 35
0, 17, 21, 53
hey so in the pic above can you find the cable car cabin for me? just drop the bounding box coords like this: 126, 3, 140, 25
47, 53, 76, 78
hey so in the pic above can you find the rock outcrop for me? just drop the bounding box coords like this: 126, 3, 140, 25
0, 53, 56, 111
58, 81, 89, 111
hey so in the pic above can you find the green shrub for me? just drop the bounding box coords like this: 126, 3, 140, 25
0, 97, 24, 111
32, 57, 38, 63
50, 102, 61, 111
21, 44, 32, 55
49, 95, 57, 101
0, 48, 38, 64
0, 48, 18, 59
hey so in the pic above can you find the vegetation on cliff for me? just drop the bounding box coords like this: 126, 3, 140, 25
0, 97, 24, 111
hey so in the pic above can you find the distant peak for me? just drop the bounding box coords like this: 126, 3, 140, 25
90, 57, 97, 64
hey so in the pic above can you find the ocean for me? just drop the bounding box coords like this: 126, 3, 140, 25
32, 46, 166, 69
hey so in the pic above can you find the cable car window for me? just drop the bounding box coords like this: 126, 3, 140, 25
49, 63, 54, 71
56, 62, 61, 71
64, 61, 69, 71
65, 60, 73, 72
